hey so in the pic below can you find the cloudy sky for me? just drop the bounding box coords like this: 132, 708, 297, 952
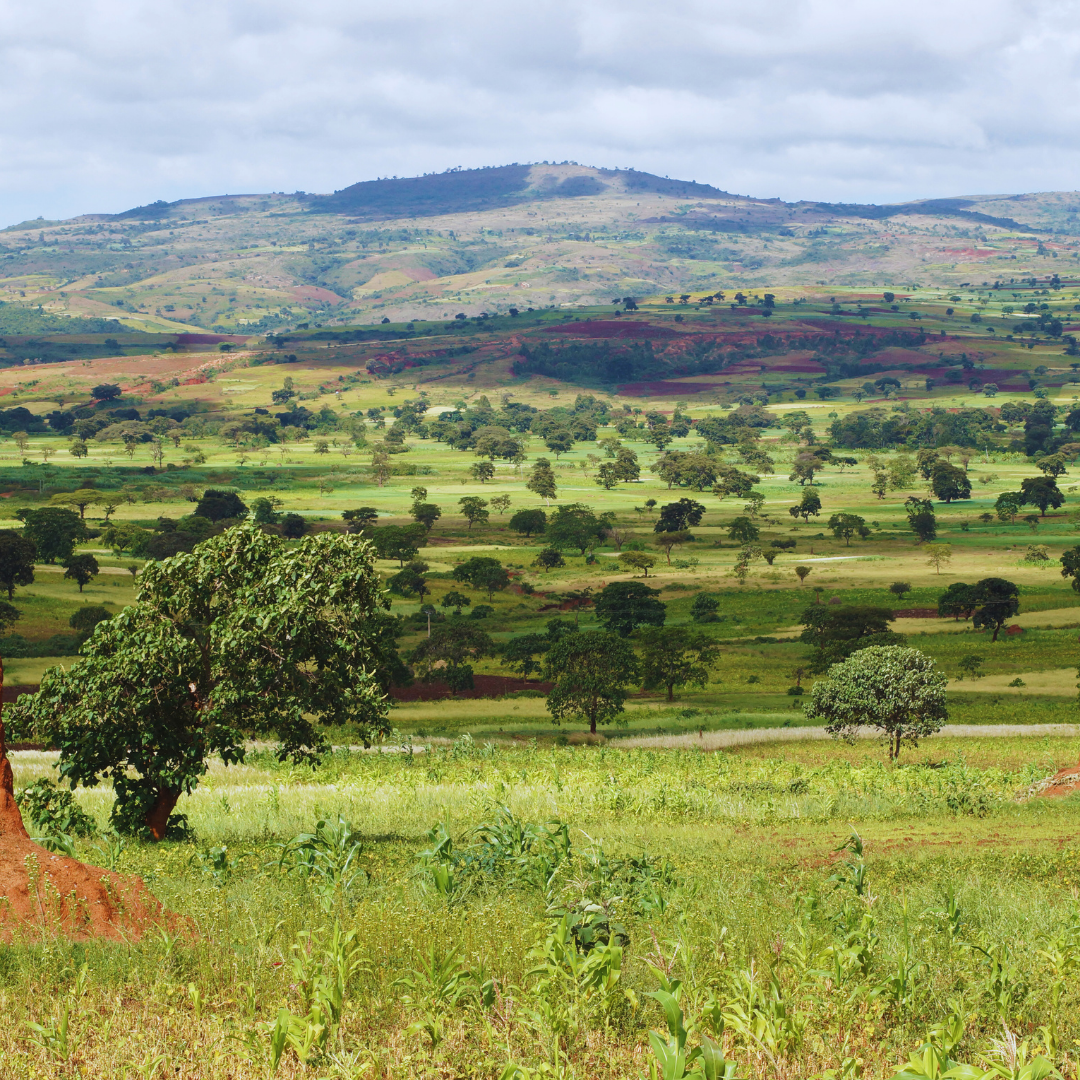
1, 0, 1078, 224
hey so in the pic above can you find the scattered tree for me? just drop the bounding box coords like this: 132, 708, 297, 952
63, 553, 99, 592
509, 508, 547, 537
925, 544, 953, 575
619, 551, 657, 577
543, 631, 639, 734
594, 581, 666, 637
635, 626, 720, 702
0, 530, 35, 599
533, 548, 565, 573
806, 645, 948, 760
458, 496, 490, 529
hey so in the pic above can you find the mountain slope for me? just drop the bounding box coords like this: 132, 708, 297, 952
0, 163, 1077, 334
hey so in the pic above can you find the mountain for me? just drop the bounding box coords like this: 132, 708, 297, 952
0, 163, 1078, 335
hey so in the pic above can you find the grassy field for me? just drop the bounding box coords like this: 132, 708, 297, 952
6, 738, 1080, 1078
3, 287, 1080, 1076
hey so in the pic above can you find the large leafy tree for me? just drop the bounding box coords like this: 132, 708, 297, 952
594, 581, 666, 637
547, 503, 609, 557
789, 488, 822, 522
0, 530, 35, 599
904, 497, 937, 543
526, 457, 558, 502
543, 631, 639, 734
968, 577, 1020, 641
453, 556, 510, 600
509, 508, 547, 537
12, 524, 391, 840
930, 463, 972, 503
827, 513, 870, 546
654, 498, 706, 533
408, 621, 495, 694
15, 507, 88, 564
806, 645, 948, 761
799, 605, 903, 672
195, 489, 249, 522
1020, 476, 1064, 517
635, 626, 720, 702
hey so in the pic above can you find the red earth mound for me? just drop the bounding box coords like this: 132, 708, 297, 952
1032, 764, 1080, 799
0, 663, 169, 942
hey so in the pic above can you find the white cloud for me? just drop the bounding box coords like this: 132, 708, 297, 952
0, 0, 1079, 222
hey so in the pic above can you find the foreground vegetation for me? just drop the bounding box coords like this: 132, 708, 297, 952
4, 736, 1080, 1078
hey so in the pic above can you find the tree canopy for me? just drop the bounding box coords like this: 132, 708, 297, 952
806, 645, 948, 760
594, 581, 666, 637
543, 630, 639, 734
11, 524, 392, 840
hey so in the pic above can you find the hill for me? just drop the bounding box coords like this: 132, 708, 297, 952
0, 162, 1078, 334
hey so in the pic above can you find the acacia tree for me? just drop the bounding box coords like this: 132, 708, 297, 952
543, 631, 639, 734
635, 626, 720, 702
806, 645, 948, 761
12, 525, 391, 840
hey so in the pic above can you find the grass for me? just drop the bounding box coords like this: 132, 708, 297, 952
6, 736, 1080, 1078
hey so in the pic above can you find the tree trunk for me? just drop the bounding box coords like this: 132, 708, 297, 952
667, 684, 674, 702
0, 657, 29, 840
144, 788, 181, 842
590, 716, 597, 735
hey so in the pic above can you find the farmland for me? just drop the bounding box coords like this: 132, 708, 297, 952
3, 272, 1080, 1077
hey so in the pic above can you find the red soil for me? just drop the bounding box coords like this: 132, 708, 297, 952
0, 663, 169, 942
893, 608, 939, 618
542, 320, 679, 339
1033, 764, 1080, 799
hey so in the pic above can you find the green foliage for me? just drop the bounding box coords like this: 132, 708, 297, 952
595, 581, 666, 637
543, 629, 639, 733
17, 524, 391, 839
635, 626, 721, 702
509, 508, 547, 537
15, 507, 88, 564
195, 488, 248, 522
453, 555, 510, 599
62, 553, 99, 592
15, 777, 98, 840
807, 645, 949, 759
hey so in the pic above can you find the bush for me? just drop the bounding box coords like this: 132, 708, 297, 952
470, 605, 495, 620
16, 778, 97, 838
69, 605, 112, 635
786, 685, 804, 696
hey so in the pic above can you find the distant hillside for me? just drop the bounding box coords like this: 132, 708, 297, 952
0, 163, 1077, 335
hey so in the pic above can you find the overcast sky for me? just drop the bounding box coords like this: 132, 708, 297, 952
1, 0, 1079, 225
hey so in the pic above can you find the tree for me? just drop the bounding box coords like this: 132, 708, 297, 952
957, 655, 984, 680
800, 605, 903, 672
70, 604, 110, 637
937, 582, 977, 620
547, 503, 606, 557
527, 458, 557, 502
995, 492, 1022, 524
0, 531, 35, 600
789, 488, 822, 522
458, 496, 490, 529
68, 439, 89, 460
969, 577, 1020, 641
453, 555, 510, 600
509, 508, 547, 537
712, 466, 759, 501
501, 633, 550, 678
806, 646, 947, 760
196, 489, 248, 522
727, 517, 759, 545
827, 513, 870, 546
281, 513, 308, 539
905, 497, 937, 543
544, 429, 575, 459
619, 551, 657, 576
1038, 454, 1068, 478
594, 581, 666, 637
50, 489, 100, 519
925, 544, 952, 575
370, 523, 428, 566
655, 498, 705, 533
409, 621, 496, 694
63, 553, 98, 592
91, 383, 122, 402
412, 503, 442, 530
533, 548, 565, 572
1020, 476, 1064, 517
690, 592, 721, 622
635, 626, 720, 702
930, 463, 972, 503
1059, 545, 1080, 593
653, 530, 693, 564
469, 461, 495, 483
342, 507, 379, 533
388, 567, 428, 599
543, 631, 639, 734
889, 582, 912, 602
251, 497, 283, 525
15, 525, 391, 839
15, 507, 88, 564
440, 590, 471, 614
490, 494, 512, 516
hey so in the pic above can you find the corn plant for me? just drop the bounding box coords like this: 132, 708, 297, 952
25, 1005, 74, 1061
647, 989, 740, 1080
723, 964, 805, 1067
278, 816, 366, 910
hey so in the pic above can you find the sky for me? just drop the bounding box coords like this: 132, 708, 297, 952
1, 0, 1079, 225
